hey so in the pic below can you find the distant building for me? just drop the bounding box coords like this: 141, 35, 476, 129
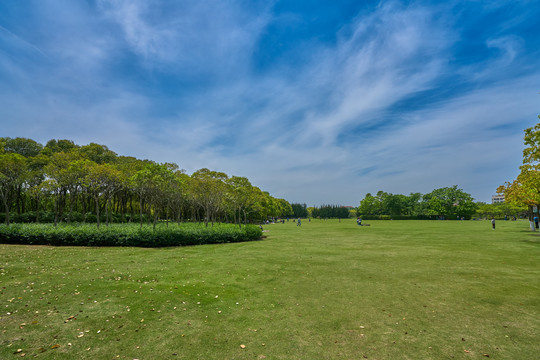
492, 194, 505, 203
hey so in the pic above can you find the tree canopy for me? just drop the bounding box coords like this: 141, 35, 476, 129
0, 137, 292, 227
498, 115, 540, 220
357, 187, 477, 219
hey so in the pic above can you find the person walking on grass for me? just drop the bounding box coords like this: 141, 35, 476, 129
297, 218, 301, 226
491, 217, 495, 230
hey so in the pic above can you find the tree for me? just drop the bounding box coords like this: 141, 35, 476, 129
498, 115, 540, 226
43, 139, 78, 155
358, 193, 381, 216
2, 137, 43, 157
291, 203, 308, 218
43, 151, 83, 225
190, 168, 228, 227
0, 153, 27, 225
26, 154, 50, 223
79, 143, 118, 164
130, 163, 177, 229
84, 162, 122, 227
226, 176, 254, 227
422, 186, 477, 219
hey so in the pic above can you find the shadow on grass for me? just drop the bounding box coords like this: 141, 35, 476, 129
521, 233, 540, 245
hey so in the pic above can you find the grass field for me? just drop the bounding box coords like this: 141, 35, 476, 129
1, 219, 539, 359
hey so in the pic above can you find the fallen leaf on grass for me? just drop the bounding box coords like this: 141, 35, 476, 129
483, 355, 490, 358
240, 344, 246, 349
51, 344, 60, 349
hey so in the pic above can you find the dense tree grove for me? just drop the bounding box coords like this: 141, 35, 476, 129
357, 186, 478, 219
311, 205, 350, 219
0, 137, 292, 227
474, 202, 526, 219
498, 116, 540, 225
290, 203, 308, 218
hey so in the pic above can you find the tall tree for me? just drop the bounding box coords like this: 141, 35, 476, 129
79, 143, 118, 164
2, 137, 43, 157
498, 116, 540, 226
43, 139, 78, 155
0, 153, 27, 225
422, 186, 477, 219
190, 168, 228, 227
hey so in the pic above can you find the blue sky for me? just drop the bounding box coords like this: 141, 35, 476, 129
1, 0, 539, 206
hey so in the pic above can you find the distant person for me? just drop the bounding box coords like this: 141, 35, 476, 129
491, 217, 495, 230
297, 218, 301, 226
534, 216, 539, 229
357, 217, 362, 226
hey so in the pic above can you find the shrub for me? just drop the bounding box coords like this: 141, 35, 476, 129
0, 223, 262, 248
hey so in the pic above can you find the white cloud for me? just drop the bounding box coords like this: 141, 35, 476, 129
97, 0, 270, 76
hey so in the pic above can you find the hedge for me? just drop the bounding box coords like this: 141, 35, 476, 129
0, 223, 263, 247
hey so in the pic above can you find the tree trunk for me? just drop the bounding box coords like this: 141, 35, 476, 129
35, 195, 40, 224
54, 194, 59, 227
3, 198, 10, 226
105, 198, 110, 226
139, 197, 144, 229
95, 196, 101, 229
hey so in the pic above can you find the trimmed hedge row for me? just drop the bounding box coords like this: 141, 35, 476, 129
0, 223, 263, 247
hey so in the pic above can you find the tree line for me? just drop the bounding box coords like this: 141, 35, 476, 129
357, 186, 479, 219
0, 137, 293, 228
288, 203, 352, 219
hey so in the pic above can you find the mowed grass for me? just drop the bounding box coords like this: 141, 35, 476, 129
0, 219, 539, 360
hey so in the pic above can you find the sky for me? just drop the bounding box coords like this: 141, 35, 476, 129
1, 0, 539, 206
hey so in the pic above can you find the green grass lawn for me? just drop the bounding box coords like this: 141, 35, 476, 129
1, 219, 539, 359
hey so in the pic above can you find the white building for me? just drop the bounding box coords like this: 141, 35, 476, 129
492, 194, 505, 203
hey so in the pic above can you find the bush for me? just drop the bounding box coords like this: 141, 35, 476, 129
0, 223, 263, 247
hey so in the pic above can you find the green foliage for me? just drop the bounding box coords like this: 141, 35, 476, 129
1, 137, 43, 157
0, 223, 262, 247
0, 137, 291, 227
358, 186, 477, 219
311, 204, 350, 218
290, 203, 308, 218
499, 115, 540, 220
474, 202, 527, 219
